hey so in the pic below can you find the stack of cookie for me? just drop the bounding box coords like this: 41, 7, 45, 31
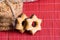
0, 0, 23, 31
16, 14, 42, 35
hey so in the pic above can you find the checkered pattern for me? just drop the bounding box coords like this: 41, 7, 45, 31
0, 0, 60, 40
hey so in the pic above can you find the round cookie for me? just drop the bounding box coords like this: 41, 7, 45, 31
0, 0, 23, 31
0, 1, 13, 31
25, 15, 42, 35
6, 0, 23, 18
16, 14, 27, 33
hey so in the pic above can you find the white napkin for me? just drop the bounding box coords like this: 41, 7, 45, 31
23, 0, 36, 2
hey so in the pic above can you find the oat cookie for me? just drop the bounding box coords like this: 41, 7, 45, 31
0, 0, 23, 31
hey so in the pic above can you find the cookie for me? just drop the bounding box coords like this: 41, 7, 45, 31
6, 0, 23, 18
16, 14, 27, 33
0, 1, 13, 31
25, 15, 42, 35
0, 0, 23, 31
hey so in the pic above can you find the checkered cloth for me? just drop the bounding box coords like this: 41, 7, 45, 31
0, 0, 60, 40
